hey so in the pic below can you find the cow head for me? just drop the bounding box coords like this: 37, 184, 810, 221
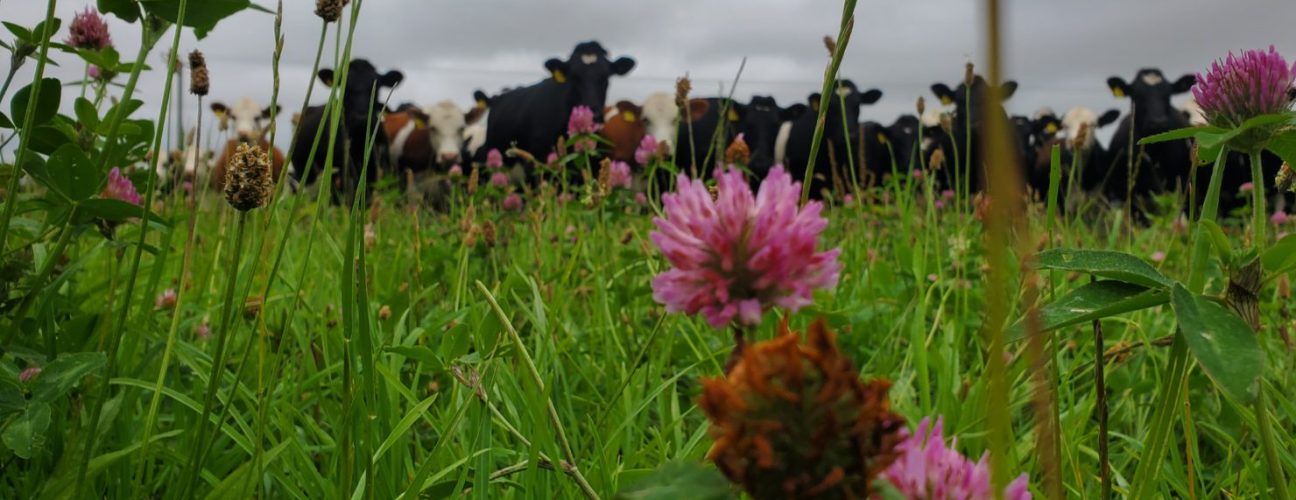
211, 97, 279, 143
637, 92, 709, 154
544, 41, 635, 123
422, 94, 490, 166
1107, 69, 1194, 131
732, 95, 807, 172
807, 80, 882, 151
318, 59, 404, 126
1061, 107, 1121, 149
930, 75, 1017, 129
870, 114, 924, 170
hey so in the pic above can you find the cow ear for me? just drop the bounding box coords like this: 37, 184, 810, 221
614, 100, 640, 122
379, 70, 404, 88
544, 58, 569, 83
1171, 74, 1195, 94
999, 81, 1018, 100
808, 93, 822, 112
262, 104, 281, 119
931, 84, 955, 105
858, 88, 883, 105
317, 68, 335, 87
611, 57, 636, 76
687, 99, 711, 123
472, 89, 490, 109
1107, 77, 1130, 98
464, 106, 487, 126
781, 104, 809, 121
1097, 109, 1121, 128
727, 103, 745, 123
210, 102, 229, 117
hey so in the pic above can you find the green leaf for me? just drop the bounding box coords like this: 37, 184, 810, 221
0, 111, 11, 129
615, 461, 734, 500
1200, 219, 1234, 267
98, 0, 141, 23
1139, 125, 1226, 146
1008, 280, 1168, 341
10, 78, 62, 129
1036, 249, 1173, 289
384, 346, 445, 372
2, 22, 33, 42
74, 97, 100, 131
77, 198, 165, 225
141, 0, 250, 37
75, 46, 122, 71
45, 144, 103, 202
1263, 233, 1296, 273
30, 352, 107, 403
0, 376, 24, 416
2, 402, 51, 459
1170, 284, 1264, 404
98, 98, 143, 134
1267, 128, 1296, 169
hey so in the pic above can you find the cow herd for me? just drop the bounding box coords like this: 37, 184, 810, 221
167, 40, 1295, 214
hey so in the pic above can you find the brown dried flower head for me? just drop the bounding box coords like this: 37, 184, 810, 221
224, 142, 273, 211
964, 62, 975, 86
1072, 122, 1091, 151
822, 35, 837, 57
699, 319, 906, 498
188, 49, 209, 97
1276, 162, 1295, 193
315, 0, 349, 23
916, 96, 926, 116
481, 219, 497, 248
939, 112, 953, 133
928, 148, 947, 171
725, 134, 751, 166
467, 166, 480, 194
675, 76, 692, 108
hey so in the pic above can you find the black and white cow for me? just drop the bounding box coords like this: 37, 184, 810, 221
291, 59, 403, 200
775, 80, 882, 197
480, 41, 634, 180
1099, 68, 1194, 207
926, 75, 1020, 193
676, 96, 806, 182
859, 114, 923, 184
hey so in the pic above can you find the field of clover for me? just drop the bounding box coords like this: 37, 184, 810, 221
1, 0, 1295, 498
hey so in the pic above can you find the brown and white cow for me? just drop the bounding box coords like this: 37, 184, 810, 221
209, 97, 287, 190
600, 92, 710, 165
385, 94, 489, 172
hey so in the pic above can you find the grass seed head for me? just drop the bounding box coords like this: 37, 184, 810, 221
224, 142, 273, 211
188, 50, 209, 96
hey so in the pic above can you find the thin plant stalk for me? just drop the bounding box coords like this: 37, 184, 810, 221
801, 2, 856, 203
72, 7, 189, 495
181, 210, 250, 498
0, 0, 57, 255
1248, 150, 1288, 500
1092, 277, 1112, 500
1130, 147, 1228, 497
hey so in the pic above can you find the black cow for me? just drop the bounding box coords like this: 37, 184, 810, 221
672, 96, 806, 184
778, 80, 882, 197
1099, 69, 1194, 208
480, 41, 634, 181
859, 114, 924, 184
291, 59, 403, 201
926, 75, 1020, 193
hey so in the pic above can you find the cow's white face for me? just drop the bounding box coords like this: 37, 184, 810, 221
1061, 106, 1099, 149
639, 92, 679, 153
1140, 72, 1165, 86
228, 97, 269, 141
581, 53, 598, 65
424, 101, 468, 163
1180, 96, 1208, 127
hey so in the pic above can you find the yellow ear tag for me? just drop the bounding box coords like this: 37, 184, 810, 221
552, 70, 566, 83
1045, 123, 1058, 134
622, 111, 637, 123
939, 96, 953, 106
1111, 88, 1125, 98
476, 100, 488, 109
727, 109, 739, 122
414, 117, 427, 129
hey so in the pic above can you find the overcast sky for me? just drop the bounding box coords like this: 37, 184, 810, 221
3, 0, 1295, 152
